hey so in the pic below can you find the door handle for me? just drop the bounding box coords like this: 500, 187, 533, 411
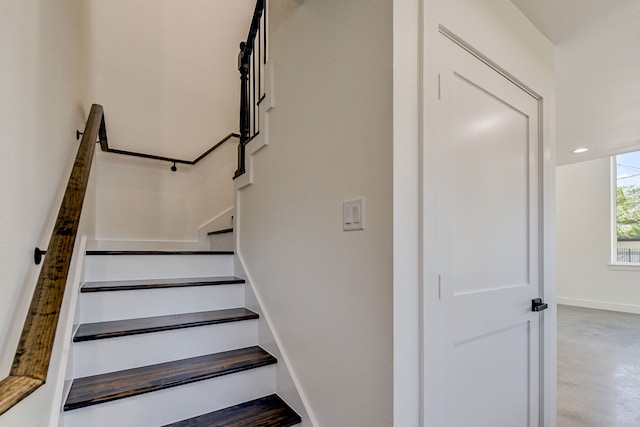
532, 298, 548, 312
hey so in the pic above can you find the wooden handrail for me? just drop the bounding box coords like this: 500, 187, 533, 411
0, 104, 104, 416
240, 0, 265, 65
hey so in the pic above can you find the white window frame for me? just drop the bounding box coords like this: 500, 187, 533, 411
609, 155, 640, 269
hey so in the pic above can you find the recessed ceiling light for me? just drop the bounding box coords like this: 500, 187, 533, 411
572, 147, 589, 154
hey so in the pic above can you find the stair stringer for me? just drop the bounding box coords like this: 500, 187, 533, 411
233, 60, 275, 192
233, 254, 316, 427
200, 206, 235, 252
177, 56, 310, 425
232, 62, 316, 423
198, 206, 234, 241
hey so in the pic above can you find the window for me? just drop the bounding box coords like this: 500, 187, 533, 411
614, 151, 640, 263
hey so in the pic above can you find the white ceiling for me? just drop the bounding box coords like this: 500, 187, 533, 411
510, 0, 637, 44
511, 0, 640, 165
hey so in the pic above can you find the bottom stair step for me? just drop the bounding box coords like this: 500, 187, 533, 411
163, 394, 301, 427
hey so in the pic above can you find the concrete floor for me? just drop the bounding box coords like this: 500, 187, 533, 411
558, 305, 640, 426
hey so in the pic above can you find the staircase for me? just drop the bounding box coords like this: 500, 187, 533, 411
61, 250, 300, 427
207, 227, 234, 252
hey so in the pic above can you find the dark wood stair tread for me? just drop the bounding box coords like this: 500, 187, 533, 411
74, 308, 258, 342
163, 394, 301, 427
86, 250, 234, 255
207, 228, 234, 236
81, 276, 245, 292
64, 346, 276, 411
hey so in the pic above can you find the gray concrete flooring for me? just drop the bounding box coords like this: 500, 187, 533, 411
558, 305, 640, 426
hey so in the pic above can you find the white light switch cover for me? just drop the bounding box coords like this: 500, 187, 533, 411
343, 197, 365, 231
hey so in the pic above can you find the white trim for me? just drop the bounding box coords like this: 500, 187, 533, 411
608, 263, 640, 271
438, 26, 541, 101
197, 206, 234, 230
558, 297, 640, 315
393, 0, 422, 425
87, 239, 209, 251
91, 238, 200, 244
610, 156, 618, 264
48, 236, 87, 427
233, 247, 320, 426
234, 61, 274, 191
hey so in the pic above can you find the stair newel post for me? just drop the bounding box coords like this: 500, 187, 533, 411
235, 41, 250, 178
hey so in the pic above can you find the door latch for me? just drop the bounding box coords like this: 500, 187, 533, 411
532, 298, 548, 312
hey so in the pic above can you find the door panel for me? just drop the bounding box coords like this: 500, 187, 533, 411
453, 322, 530, 427
437, 34, 542, 427
449, 73, 531, 296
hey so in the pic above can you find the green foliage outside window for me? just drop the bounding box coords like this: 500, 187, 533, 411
616, 185, 640, 240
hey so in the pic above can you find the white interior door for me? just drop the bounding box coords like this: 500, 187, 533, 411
435, 33, 545, 427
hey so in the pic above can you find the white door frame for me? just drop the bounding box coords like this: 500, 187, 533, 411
437, 27, 545, 426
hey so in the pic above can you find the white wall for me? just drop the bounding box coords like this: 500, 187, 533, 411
421, 0, 556, 424
557, 157, 640, 313
0, 0, 91, 423
87, 0, 254, 160
94, 141, 236, 244
87, 0, 248, 245
236, 0, 393, 426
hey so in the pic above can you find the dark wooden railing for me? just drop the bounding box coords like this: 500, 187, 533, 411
0, 104, 104, 415
234, 0, 267, 178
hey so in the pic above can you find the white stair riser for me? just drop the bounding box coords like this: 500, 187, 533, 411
208, 233, 234, 252
73, 320, 258, 377
62, 366, 276, 427
79, 285, 245, 323
84, 254, 234, 282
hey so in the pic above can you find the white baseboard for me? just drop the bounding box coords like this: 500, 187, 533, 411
234, 252, 316, 427
49, 236, 88, 427
557, 297, 640, 314
87, 239, 207, 251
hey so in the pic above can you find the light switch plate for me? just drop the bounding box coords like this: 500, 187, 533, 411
343, 197, 365, 231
